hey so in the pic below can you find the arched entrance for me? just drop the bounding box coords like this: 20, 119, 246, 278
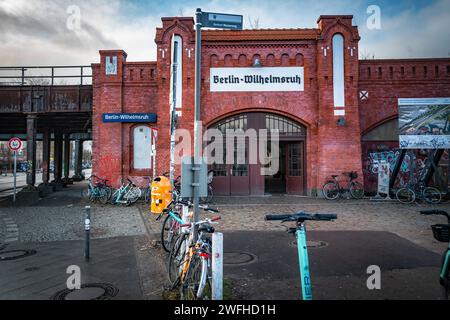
208, 112, 307, 196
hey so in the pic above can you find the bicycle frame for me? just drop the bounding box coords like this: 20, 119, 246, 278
112, 181, 132, 204
295, 224, 313, 300
440, 246, 450, 284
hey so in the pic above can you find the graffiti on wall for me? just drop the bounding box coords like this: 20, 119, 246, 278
362, 142, 429, 192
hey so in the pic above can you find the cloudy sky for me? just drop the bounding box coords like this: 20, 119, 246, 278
0, 0, 449, 66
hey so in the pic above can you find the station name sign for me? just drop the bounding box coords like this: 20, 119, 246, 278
102, 113, 157, 123
210, 67, 304, 92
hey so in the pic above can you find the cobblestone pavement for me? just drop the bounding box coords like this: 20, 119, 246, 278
0, 183, 146, 243
205, 196, 450, 255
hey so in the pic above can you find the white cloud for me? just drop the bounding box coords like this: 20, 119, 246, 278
0, 0, 448, 67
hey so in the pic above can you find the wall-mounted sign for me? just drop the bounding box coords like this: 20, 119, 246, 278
210, 67, 304, 92
102, 113, 157, 123
399, 98, 450, 149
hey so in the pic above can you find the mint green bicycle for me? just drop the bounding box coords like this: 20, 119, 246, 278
420, 210, 450, 299
265, 212, 337, 300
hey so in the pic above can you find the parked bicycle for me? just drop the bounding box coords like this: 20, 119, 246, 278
167, 203, 220, 300
110, 178, 142, 206
81, 175, 112, 204
396, 181, 442, 204
322, 171, 364, 200
265, 212, 337, 300
420, 210, 450, 299
159, 199, 218, 252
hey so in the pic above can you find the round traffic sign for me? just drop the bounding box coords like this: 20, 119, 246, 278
8, 138, 23, 152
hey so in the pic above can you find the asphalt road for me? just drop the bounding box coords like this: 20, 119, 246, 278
224, 230, 444, 300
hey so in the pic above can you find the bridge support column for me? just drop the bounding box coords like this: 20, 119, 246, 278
41, 128, 51, 185
73, 139, 84, 181
63, 134, 73, 185
53, 131, 64, 190
38, 128, 54, 196
26, 114, 37, 189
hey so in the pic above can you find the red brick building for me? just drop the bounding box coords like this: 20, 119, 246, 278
91, 15, 450, 196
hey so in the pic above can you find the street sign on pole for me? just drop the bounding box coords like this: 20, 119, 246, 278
8, 137, 23, 203
200, 11, 243, 30
8, 137, 23, 152
192, 9, 243, 243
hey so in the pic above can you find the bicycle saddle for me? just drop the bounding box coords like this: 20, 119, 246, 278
198, 224, 215, 234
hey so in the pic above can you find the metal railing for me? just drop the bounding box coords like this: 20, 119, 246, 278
0, 66, 92, 86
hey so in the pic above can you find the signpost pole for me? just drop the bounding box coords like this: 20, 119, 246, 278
192, 8, 203, 242
13, 151, 17, 203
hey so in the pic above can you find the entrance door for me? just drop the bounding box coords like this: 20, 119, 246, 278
211, 163, 250, 195
286, 142, 305, 195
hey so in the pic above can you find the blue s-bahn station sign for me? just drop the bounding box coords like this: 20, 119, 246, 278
102, 113, 157, 123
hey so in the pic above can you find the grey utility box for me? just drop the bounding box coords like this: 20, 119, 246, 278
180, 156, 208, 198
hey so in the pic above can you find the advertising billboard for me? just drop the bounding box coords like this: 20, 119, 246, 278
399, 98, 450, 149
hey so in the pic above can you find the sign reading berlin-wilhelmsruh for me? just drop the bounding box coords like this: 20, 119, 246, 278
210, 67, 305, 92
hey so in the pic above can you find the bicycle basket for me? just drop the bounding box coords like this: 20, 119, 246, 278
431, 224, 450, 242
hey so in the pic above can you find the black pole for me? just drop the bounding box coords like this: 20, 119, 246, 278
85, 206, 91, 262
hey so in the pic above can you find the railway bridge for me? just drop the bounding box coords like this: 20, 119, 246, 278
0, 66, 93, 194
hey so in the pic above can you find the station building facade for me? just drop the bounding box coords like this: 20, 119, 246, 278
91, 15, 450, 196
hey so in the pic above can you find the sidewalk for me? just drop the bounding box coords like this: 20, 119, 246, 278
0, 181, 167, 300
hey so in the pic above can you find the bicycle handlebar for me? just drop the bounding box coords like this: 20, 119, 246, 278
176, 200, 219, 213
265, 212, 337, 222
180, 216, 221, 228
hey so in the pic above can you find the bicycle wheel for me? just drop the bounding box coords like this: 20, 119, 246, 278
181, 253, 211, 300
81, 187, 93, 201
168, 233, 188, 286
161, 214, 181, 253
322, 182, 339, 200
349, 181, 364, 199
423, 187, 442, 204
109, 189, 119, 204
396, 188, 416, 204
99, 187, 110, 205
126, 187, 142, 204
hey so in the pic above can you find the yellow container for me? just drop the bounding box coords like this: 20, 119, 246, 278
150, 176, 172, 215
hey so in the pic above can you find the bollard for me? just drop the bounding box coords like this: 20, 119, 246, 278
212, 232, 223, 300
84, 206, 91, 262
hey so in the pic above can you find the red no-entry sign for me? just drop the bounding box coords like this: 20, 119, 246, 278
8, 137, 23, 152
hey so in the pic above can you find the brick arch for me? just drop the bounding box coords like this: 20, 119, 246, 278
319, 18, 360, 42
361, 115, 398, 136
205, 107, 312, 129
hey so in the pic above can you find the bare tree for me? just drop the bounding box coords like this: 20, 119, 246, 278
359, 50, 376, 60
